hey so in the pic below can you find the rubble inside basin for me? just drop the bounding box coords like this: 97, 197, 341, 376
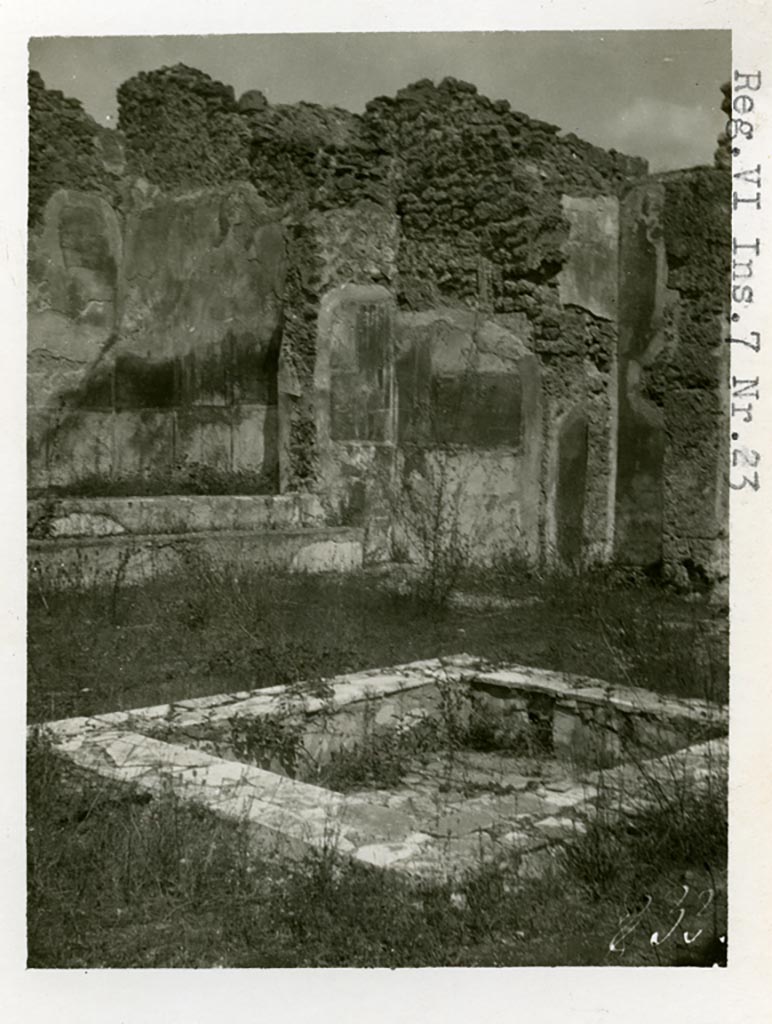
37, 655, 728, 883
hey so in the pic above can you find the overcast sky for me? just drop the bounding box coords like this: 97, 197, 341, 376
29, 31, 730, 172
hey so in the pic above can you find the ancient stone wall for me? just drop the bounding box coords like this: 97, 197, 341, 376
100, 68, 647, 537
27, 69, 729, 579
361, 77, 646, 313
242, 92, 393, 213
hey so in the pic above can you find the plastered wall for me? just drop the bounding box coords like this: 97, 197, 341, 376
28, 181, 285, 494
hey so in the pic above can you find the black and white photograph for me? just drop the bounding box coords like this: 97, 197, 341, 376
3, 1, 771, 1017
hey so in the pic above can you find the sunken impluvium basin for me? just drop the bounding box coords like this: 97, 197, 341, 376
38, 656, 728, 882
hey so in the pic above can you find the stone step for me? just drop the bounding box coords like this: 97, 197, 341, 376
28, 493, 326, 539
29, 525, 364, 588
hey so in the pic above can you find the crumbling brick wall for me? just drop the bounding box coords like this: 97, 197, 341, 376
106, 69, 646, 536
355, 79, 644, 566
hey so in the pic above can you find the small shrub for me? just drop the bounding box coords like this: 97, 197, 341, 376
473, 542, 540, 597
383, 447, 472, 611
317, 700, 442, 791
318, 736, 406, 791
435, 678, 472, 750
228, 712, 306, 777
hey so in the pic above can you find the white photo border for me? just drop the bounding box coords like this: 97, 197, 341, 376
2, 3, 770, 1022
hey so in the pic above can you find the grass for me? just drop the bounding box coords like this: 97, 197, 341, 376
27, 731, 727, 968
27, 556, 728, 967
27, 560, 728, 723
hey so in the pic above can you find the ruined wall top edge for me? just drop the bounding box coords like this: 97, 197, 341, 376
29, 65, 655, 226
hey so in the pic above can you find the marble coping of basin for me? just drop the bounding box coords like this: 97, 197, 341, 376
41, 654, 482, 740
39, 655, 727, 744
41, 717, 727, 881
471, 666, 727, 728
33, 657, 728, 881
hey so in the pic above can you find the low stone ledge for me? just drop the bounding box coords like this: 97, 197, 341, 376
28, 524, 365, 587
28, 493, 327, 538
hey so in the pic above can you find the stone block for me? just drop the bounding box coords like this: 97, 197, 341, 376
29, 526, 365, 588
428, 807, 501, 838
46, 512, 125, 539
627, 714, 693, 758
534, 815, 587, 839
